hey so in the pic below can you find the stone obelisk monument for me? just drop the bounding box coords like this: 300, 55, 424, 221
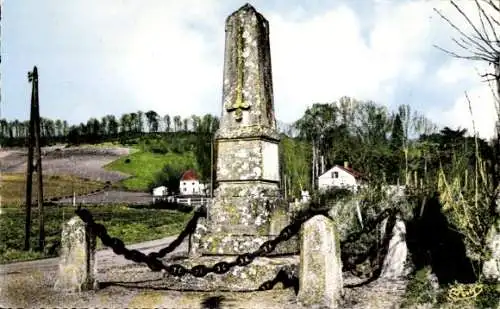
199, 3, 296, 256
164, 4, 298, 292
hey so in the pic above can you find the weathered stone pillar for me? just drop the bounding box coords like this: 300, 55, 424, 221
298, 215, 343, 308
200, 3, 297, 255
380, 217, 411, 279
54, 216, 98, 292
482, 217, 500, 282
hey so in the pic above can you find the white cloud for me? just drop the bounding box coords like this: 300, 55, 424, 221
436, 59, 478, 84
432, 48, 498, 139
440, 83, 497, 139
269, 1, 434, 122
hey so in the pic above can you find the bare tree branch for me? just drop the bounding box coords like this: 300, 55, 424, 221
475, 1, 492, 44
433, 44, 492, 62
455, 37, 497, 60
434, 6, 497, 61
476, 0, 500, 45
484, 0, 499, 13
450, 0, 497, 53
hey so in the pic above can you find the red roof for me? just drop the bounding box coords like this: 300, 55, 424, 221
180, 169, 199, 181
335, 165, 363, 179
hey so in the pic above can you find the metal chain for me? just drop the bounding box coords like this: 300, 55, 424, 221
147, 206, 206, 260
75, 206, 393, 291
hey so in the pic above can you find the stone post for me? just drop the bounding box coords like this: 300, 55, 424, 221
482, 217, 500, 282
380, 217, 411, 279
298, 215, 343, 308
199, 3, 297, 255
54, 216, 98, 292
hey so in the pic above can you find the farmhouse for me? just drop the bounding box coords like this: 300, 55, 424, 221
179, 169, 206, 196
152, 185, 169, 203
318, 162, 363, 192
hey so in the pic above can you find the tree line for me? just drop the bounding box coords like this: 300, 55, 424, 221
0, 111, 220, 147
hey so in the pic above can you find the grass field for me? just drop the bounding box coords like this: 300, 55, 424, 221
104, 150, 197, 192
0, 173, 105, 207
0, 205, 192, 263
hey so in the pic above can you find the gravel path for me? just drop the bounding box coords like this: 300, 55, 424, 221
0, 235, 186, 276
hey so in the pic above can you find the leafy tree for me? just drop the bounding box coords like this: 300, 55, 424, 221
173, 115, 182, 132
150, 163, 196, 194
137, 110, 144, 133
164, 114, 171, 132
281, 135, 311, 197
145, 110, 159, 133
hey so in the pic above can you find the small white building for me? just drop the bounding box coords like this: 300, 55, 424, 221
301, 190, 311, 203
318, 162, 363, 192
179, 169, 206, 196
152, 185, 168, 202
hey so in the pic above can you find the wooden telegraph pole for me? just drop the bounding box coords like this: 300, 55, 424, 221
24, 69, 36, 251
26, 66, 45, 251
33, 67, 45, 251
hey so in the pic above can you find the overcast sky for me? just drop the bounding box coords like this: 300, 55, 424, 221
1, 0, 498, 138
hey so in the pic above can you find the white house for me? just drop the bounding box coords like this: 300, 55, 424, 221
152, 185, 168, 202
301, 190, 311, 203
318, 162, 363, 192
179, 169, 206, 196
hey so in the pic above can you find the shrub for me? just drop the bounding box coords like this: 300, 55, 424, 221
401, 266, 439, 308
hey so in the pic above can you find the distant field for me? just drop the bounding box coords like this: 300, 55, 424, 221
104, 150, 197, 192
1, 146, 131, 183
0, 205, 192, 263
0, 173, 105, 207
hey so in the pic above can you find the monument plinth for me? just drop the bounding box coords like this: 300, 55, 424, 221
199, 3, 297, 256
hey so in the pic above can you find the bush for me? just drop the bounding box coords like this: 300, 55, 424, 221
401, 266, 439, 308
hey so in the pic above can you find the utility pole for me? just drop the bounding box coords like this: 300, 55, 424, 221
210, 137, 214, 198
24, 68, 36, 251
28, 66, 45, 251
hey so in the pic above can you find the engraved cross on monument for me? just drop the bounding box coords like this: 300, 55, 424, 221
200, 3, 297, 256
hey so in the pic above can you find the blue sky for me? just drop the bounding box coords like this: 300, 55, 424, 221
1, 0, 498, 138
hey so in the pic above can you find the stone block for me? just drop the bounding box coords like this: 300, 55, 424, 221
216, 139, 279, 182
201, 181, 299, 255
54, 216, 98, 292
297, 215, 343, 308
189, 217, 208, 258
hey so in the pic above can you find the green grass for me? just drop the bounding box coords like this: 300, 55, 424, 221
0, 205, 192, 264
104, 150, 197, 192
0, 173, 105, 207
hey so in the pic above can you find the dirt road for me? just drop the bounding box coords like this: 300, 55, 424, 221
0, 235, 187, 275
